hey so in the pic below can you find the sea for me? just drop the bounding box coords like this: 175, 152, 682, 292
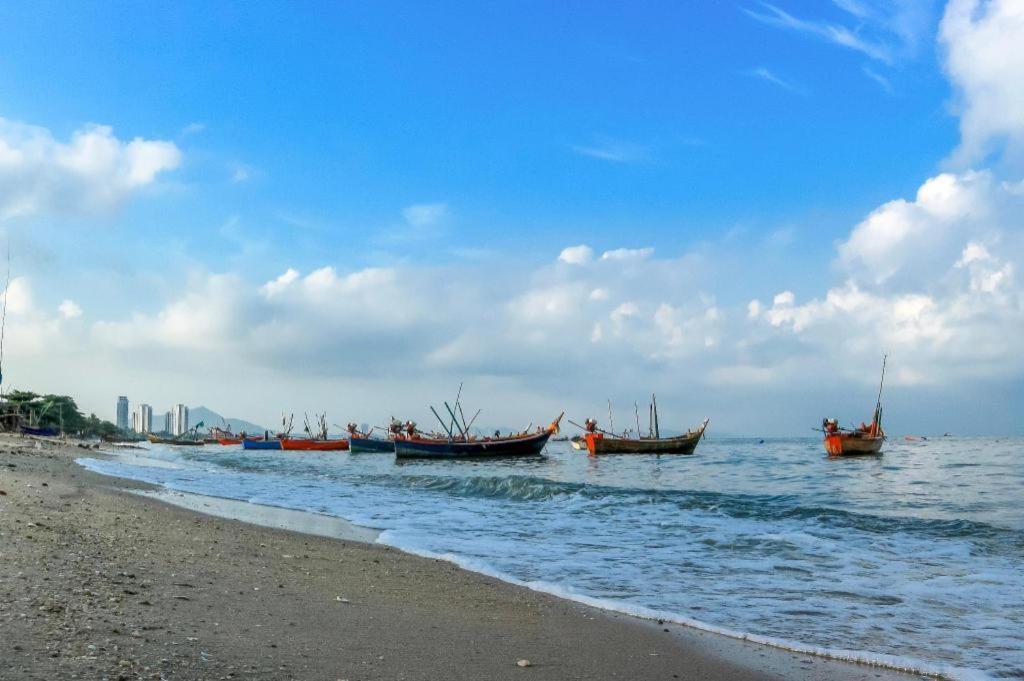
78, 436, 1024, 679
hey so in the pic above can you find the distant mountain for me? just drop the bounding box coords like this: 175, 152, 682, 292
189, 406, 266, 436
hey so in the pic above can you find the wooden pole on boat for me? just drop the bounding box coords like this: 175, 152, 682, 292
873, 354, 887, 433
464, 408, 482, 433
648, 403, 653, 438
430, 406, 453, 438
444, 402, 467, 439
607, 400, 614, 434
634, 402, 641, 440
652, 394, 660, 439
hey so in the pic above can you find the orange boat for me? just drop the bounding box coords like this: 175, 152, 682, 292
279, 438, 349, 451
822, 356, 887, 457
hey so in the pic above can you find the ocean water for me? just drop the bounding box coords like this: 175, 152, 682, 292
79, 436, 1023, 679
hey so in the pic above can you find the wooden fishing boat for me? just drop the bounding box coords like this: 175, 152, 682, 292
279, 438, 349, 451
822, 356, 887, 457
147, 434, 204, 446
573, 395, 708, 456
345, 422, 396, 453
349, 436, 395, 453
242, 438, 281, 450
585, 419, 709, 455
395, 414, 563, 459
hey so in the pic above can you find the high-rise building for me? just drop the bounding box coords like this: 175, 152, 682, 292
164, 411, 173, 434
116, 396, 129, 431
171, 404, 189, 436
131, 404, 153, 433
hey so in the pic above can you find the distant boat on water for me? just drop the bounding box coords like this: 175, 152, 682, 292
279, 437, 349, 451
147, 433, 204, 446
346, 422, 396, 453
394, 416, 561, 459
572, 396, 708, 456
822, 355, 887, 457
242, 438, 281, 450
395, 387, 563, 458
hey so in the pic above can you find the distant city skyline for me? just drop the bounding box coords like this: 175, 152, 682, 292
3, 1, 1023, 435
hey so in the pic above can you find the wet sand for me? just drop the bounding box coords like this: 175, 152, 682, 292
0, 435, 926, 680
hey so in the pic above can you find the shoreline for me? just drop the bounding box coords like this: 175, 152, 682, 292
2, 435, 927, 680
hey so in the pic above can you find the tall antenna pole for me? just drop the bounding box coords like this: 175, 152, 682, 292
0, 239, 10, 401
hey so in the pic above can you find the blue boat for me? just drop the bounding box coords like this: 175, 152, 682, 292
349, 437, 395, 453
21, 426, 59, 437
242, 439, 281, 450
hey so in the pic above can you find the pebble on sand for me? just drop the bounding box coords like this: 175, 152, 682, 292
516, 659, 531, 668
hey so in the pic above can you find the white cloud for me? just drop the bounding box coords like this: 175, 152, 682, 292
3, 277, 32, 314
600, 247, 653, 261
941, 0, 1024, 166
837, 170, 1001, 284
58, 300, 82, 319
558, 244, 594, 265
0, 117, 181, 220
402, 202, 448, 227
745, 0, 934, 64
261, 268, 300, 296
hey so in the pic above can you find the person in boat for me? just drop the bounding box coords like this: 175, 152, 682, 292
823, 418, 839, 435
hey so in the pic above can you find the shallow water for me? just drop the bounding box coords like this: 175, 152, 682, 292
80, 436, 1024, 679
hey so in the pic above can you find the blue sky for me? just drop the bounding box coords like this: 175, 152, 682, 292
2, 1, 1022, 435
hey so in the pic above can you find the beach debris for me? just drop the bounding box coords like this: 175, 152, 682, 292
516, 659, 532, 668
335, 596, 350, 603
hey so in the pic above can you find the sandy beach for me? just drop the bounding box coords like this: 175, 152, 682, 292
0, 435, 925, 680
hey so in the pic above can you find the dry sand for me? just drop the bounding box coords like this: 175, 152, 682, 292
0, 435, 925, 680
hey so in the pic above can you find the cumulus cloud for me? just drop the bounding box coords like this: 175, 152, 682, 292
558, 244, 594, 265
0, 117, 181, 219
941, 0, 1024, 166
58, 300, 82, 319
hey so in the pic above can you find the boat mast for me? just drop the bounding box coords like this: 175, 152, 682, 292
634, 402, 641, 440
607, 399, 614, 434
652, 393, 660, 439
874, 354, 887, 430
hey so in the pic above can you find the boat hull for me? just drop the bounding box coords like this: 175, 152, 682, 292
279, 439, 349, 451
824, 434, 884, 456
242, 439, 281, 450
394, 431, 552, 459
349, 437, 395, 453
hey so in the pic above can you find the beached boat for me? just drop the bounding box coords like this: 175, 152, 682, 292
20, 425, 59, 437
279, 437, 349, 451
395, 413, 563, 459
822, 356, 887, 457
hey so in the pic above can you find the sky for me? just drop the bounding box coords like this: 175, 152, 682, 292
1, 0, 1022, 435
